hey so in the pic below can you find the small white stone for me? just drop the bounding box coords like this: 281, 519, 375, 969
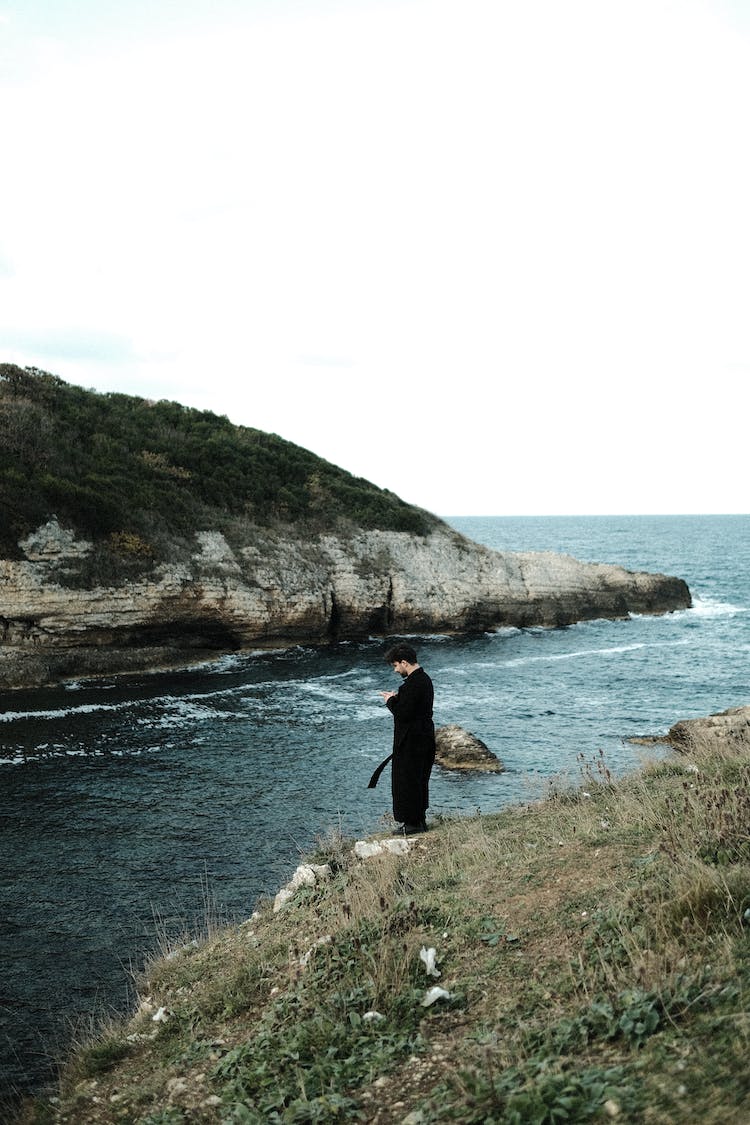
604, 1099, 621, 1117
152, 1006, 169, 1023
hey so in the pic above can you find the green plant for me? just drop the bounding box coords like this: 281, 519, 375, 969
77, 1034, 132, 1076
431, 1058, 634, 1123
0, 363, 439, 558
214, 956, 428, 1120
141, 1111, 187, 1124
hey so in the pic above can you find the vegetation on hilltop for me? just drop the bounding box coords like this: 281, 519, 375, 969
0, 364, 438, 560
16, 732, 750, 1124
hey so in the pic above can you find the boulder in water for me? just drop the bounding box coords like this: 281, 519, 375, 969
434, 724, 504, 772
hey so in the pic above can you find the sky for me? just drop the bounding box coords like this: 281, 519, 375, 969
1, 0, 749, 517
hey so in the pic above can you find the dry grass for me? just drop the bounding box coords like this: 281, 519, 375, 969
15, 730, 750, 1124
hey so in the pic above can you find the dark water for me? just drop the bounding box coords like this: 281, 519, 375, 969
1, 514, 748, 1101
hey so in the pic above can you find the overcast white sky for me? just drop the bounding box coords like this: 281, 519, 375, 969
1, 0, 748, 517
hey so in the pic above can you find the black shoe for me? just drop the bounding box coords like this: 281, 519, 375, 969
401, 822, 425, 836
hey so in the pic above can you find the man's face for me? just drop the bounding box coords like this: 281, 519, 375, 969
392, 660, 409, 678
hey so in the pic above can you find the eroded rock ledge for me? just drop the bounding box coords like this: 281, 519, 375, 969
662, 706, 750, 753
0, 518, 692, 689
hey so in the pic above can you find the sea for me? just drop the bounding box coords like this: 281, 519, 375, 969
1, 514, 748, 1103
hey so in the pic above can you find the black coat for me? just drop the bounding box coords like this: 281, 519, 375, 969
385, 667, 436, 825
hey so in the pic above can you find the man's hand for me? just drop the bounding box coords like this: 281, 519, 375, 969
379, 690, 396, 702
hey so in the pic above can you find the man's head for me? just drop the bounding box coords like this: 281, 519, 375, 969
385, 643, 419, 677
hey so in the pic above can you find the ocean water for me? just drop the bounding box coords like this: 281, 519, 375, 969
1, 514, 748, 1100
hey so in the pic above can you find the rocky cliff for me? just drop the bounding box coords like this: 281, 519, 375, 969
661, 705, 750, 753
0, 515, 691, 689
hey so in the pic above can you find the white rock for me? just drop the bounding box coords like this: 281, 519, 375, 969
273, 863, 332, 912
362, 1010, 385, 1022
273, 887, 295, 912
354, 837, 411, 859
152, 1006, 169, 1023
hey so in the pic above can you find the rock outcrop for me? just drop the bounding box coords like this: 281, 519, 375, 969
434, 725, 504, 772
661, 706, 750, 753
0, 516, 692, 690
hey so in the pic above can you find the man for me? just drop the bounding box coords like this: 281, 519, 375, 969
374, 643, 436, 835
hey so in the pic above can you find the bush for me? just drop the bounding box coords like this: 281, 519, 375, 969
0, 365, 439, 555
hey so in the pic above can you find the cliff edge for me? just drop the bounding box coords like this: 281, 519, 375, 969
0, 365, 691, 688
0, 515, 690, 689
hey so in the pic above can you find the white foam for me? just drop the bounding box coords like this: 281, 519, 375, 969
190, 652, 248, 673
689, 596, 748, 619
0, 700, 132, 723
298, 681, 357, 703
503, 638, 691, 668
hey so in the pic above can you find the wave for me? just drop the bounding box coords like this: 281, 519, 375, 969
189, 652, 254, 673
503, 638, 691, 668
689, 596, 748, 619
0, 742, 166, 765
0, 683, 251, 726
0, 699, 134, 724
134, 700, 249, 729
369, 633, 452, 643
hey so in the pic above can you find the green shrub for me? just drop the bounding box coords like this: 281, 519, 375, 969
0, 364, 439, 555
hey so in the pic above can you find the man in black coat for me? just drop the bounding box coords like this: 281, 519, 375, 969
375, 643, 436, 835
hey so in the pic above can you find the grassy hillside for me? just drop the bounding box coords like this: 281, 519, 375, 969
16, 733, 750, 1124
0, 364, 438, 560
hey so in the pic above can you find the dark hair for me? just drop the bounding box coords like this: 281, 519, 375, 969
384, 643, 418, 664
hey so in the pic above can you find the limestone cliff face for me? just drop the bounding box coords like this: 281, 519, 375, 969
0, 517, 692, 689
